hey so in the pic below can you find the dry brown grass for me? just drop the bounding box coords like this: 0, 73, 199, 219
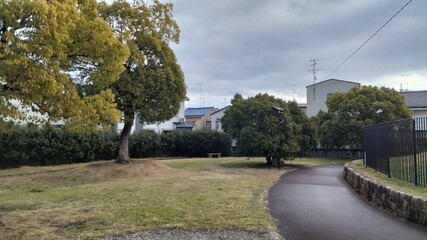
0, 157, 344, 239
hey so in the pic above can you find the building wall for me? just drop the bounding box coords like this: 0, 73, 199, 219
306, 79, 360, 117
187, 114, 211, 130
210, 109, 226, 132
114, 100, 187, 134
411, 109, 427, 118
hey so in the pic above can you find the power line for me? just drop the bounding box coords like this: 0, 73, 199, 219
324, 0, 413, 79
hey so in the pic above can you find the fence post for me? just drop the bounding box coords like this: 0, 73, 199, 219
386, 122, 391, 178
413, 118, 418, 186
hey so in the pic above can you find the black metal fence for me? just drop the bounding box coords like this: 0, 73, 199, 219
309, 148, 363, 159
363, 117, 427, 187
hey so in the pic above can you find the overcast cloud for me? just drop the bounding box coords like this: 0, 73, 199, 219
167, 0, 427, 108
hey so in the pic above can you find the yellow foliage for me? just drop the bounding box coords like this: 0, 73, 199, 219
0, 0, 129, 129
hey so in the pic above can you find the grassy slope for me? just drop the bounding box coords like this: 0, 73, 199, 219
350, 160, 427, 199
0, 157, 347, 239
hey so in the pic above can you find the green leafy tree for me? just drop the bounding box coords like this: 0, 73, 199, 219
99, 0, 185, 163
222, 93, 300, 162
0, 0, 129, 131
318, 85, 412, 148
288, 101, 317, 156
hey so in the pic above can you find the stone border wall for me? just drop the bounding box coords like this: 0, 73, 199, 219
343, 161, 427, 226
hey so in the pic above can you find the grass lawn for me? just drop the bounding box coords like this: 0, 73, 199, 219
0, 157, 348, 239
350, 160, 427, 199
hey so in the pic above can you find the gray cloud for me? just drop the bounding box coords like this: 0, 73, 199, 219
168, 0, 427, 107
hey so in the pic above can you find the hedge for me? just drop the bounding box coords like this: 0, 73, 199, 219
0, 125, 232, 168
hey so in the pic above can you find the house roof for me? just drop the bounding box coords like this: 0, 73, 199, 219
305, 78, 360, 88
184, 107, 215, 117
210, 106, 229, 116
400, 91, 427, 108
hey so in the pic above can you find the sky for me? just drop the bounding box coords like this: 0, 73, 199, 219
166, 0, 427, 108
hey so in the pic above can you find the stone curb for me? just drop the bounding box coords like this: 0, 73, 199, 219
343, 161, 427, 226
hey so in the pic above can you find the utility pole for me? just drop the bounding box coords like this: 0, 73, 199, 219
290, 84, 296, 101
197, 82, 206, 108
308, 59, 323, 100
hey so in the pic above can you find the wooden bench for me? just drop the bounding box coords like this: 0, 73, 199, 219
207, 152, 221, 158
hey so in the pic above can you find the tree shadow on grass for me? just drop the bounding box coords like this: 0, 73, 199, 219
218, 160, 308, 170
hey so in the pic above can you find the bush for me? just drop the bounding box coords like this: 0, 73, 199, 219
161, 130, 231, 157
0, 124, 119, 168
129, 131, 161, 158
0, 125, 232, 168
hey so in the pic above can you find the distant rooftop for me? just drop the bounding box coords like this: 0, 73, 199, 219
400, 91, 427, 108
185, 107, 215, 117
210, 106, 229, 116
306, 78, 360, 88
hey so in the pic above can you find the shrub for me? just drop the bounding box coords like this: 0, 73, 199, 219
129, 131, 161, 158
0, 125, 232, 168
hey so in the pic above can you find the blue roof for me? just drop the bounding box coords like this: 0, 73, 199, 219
185, 107, 215, 116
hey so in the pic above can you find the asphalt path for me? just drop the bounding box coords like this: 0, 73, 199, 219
268, 164, 427, 240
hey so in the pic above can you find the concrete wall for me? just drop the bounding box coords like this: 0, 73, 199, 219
306, 79, 360, 117
411, 109, 427, 118
115, 100, 187, 134
210, 108, 227, 132
343, 162, 427, 226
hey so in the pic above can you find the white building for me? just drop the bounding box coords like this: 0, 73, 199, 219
306, 78, 360, 117
210, 106, 229, 132
400, 91, 427, 118
114, 97, 189, 134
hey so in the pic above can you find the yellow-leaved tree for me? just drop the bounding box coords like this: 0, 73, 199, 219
0, 0, 129, 131
99, 0, 186, 163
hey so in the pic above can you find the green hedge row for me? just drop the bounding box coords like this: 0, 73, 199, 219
0, 125, 231, 168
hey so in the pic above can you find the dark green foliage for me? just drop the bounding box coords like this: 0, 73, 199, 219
221, 93, 314, 159
161, 130, 232, 157
0, 125, 119, 168
317, 86, 412, 148
0, 125, 232, 168
129, 131, 161, 158
288, 101, 318, 157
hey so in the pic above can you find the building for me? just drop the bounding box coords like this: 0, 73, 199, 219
306, 78, 360, 117
114, 97, 189, 134
400, 90, 427, 118
297, 103, 307, 115
210, 106, 229, 132
184, 107, 216, 130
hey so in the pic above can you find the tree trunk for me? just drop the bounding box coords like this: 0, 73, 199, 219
116, 113, 134, 164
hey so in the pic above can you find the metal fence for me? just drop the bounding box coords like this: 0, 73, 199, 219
309, 148, 363, 159
363, 117, 427, 187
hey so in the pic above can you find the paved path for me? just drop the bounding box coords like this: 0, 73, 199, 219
268, 164, 427, 240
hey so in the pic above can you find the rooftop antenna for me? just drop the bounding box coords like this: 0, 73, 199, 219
197, 82, 206, 107
290, 84, 296, 101
308, 58, 323, 100
400, 74, 411, 92
223, 98, 227, 108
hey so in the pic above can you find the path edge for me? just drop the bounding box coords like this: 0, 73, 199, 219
343, 161, 427, 227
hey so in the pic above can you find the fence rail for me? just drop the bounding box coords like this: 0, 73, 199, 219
363, 117, 427, 187
309, 148, 363, 159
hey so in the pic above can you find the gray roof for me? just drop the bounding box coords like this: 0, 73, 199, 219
306, 78, 360, 88
210, 106, 229, 116
400, 91, 427, 108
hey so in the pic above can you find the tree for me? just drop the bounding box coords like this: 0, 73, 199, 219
0, 0, 129, 131
98, 0, 186, 163
221, 93, 300, 162
287, 101, 317, 156
318, 85, 412, 148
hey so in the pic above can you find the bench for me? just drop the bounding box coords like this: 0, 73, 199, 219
207, 152, 221, 158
